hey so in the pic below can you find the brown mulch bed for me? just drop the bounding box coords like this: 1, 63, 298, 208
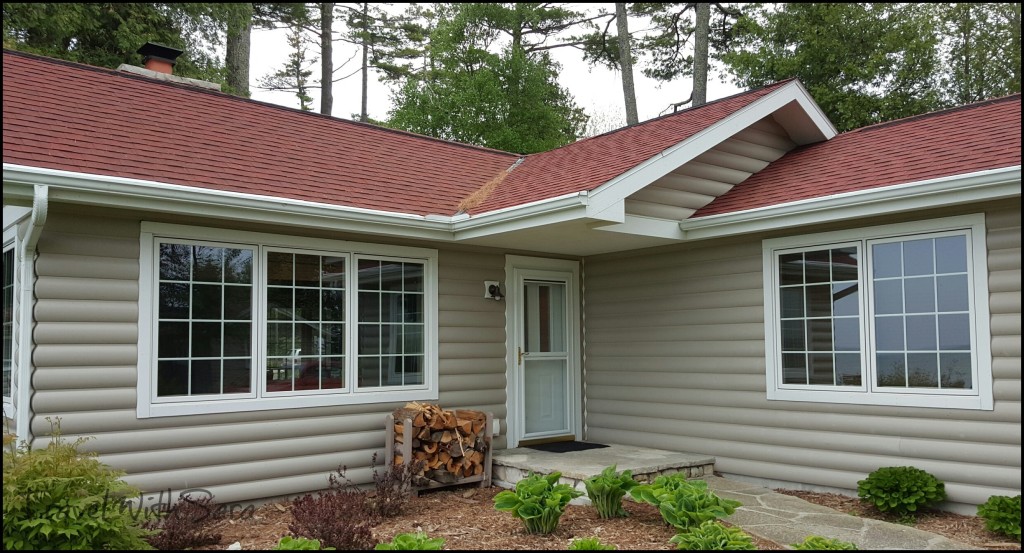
190, 485, 1021, 550
774, 489, 1021, 550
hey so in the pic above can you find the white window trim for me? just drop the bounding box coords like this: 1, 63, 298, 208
762, 214, 993, 410
138, 222, 439, 418
2, 232, 17, 420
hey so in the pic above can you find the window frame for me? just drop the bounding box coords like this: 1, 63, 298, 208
2, 235, 17, 419
762, 214, 993, 410
138, 222, 439, 418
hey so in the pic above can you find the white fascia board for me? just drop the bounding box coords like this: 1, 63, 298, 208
451, 191, 590, 240
3, 164, 455, 241
585, 81, 835, 216
679, 166, 1022, 241
590, 215, 686, 240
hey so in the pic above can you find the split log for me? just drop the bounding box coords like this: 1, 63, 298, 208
390, 402, 491, 487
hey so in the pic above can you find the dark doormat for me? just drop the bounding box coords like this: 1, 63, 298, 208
525, 441, 609, 453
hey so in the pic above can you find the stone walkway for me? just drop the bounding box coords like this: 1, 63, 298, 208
704, 476, 978, 550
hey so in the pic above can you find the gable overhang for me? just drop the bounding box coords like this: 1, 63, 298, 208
677, 165, 1022, 241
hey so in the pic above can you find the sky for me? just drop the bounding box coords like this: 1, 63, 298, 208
246, 3, 742, 133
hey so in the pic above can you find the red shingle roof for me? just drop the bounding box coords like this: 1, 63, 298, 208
468, 81, 791, 214
694, 95, 1022, 218
2, 50, 519, 217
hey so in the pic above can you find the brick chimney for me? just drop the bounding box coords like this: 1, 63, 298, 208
137, 42, 183, 74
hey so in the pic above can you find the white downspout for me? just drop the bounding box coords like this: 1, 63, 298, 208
15, 184, 47, 444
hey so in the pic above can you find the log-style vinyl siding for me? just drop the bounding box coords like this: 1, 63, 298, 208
583, 202, 1021, 507
30, 211, 508, 503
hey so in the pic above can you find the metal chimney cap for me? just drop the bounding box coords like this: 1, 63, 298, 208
137, 42, 184, 65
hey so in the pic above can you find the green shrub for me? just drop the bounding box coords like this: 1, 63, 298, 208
275, 536, 337, 550
374, 532, 445, 550
631, 477, 741, 531
493, 471, 583, 534
668, 521, 756, 550
584, 465, 638, 519
856, 466, 946, 518
3, 418, 156, 550
791, 535, 858, 550
976, 495, 1021, 541
568, 536, 617, 550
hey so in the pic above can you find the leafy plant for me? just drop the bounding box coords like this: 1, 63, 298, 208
976, 495, 1021, 542
289, 465, 378, 550
568, 536, 617, 550
3, 417, 157, 550
669, 521, 756, 550
374, 532, 445, 550
275, 536, 337, 550
584, 465, 638, 519
856, 466, 946, 518
631, 476, 741, 530
368, 452, 425, 519
791, 535, 858, 550
144, 493, 222, 550
493, 471, 583, 534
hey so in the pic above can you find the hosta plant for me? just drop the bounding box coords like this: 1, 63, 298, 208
374, 532, 445, 550
583, 465, 638, 518
856, 466, 946, 519
493, 471, 583, 534
668, 521, 756, 550
568, 537, 617, 550
632, 477, 741, 530
628, 472, 695, 508
274, 536, 336, 550
791, 535, 858, 550
976, 495, 1021, 541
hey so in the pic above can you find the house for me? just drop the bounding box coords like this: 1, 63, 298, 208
2, 48, 1020, 511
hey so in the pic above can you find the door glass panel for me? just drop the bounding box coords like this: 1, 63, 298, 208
524, 358, 568, 435
524, 282, 566, 353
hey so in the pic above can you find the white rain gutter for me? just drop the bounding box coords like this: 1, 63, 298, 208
678, 165, 1022, 241
15, 184, 47, 444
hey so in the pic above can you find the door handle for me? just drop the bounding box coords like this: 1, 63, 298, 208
518, 347, 528, 365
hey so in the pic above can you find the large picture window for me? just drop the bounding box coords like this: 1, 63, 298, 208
763, 215, 992, 410
139, 224, 438, 417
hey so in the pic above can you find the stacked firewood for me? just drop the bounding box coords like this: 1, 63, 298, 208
391, 402, 490, 484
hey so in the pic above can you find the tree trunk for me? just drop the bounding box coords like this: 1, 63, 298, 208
616, 3, 638, 125
693, 2, 710, 106
360, 2, 368, 121
225, 3, 253, 97
320, 2, 334, 115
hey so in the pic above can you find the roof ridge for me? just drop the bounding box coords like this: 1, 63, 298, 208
2, 48, 520, 159
523, 78, 797, 159
842, 94, 1022, 136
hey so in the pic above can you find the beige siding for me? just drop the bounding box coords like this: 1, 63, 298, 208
30, 210, 508, 503
583, 202, 1021, 507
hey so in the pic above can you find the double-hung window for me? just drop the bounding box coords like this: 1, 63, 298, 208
139, 223, 438, 417
763, 215, 992, 410
3, 244, 16, 417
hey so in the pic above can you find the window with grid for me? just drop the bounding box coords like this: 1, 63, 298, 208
763, 216, 992, 410
3, 247, 14, 402
143, 226, 436, 416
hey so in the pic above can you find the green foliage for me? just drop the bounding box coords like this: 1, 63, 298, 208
3, 418, 156, 550
275, 536, 337, 550
568, 536, 617, 550
387, 3, 588, 154
937, 3, 1022, 105
631, 3, 741, 82
259, 23, 316, 111
668, 521, 756, 550
630, 475, 741, 530
584, 465, 638, 519
791, 535, 859, 550
976, 495, 1021, 541
374, 532, 445, 550
856, 466, 946, 518
493, 471, 583, 534
2, 2, 226, 82
722, 3, 944, 132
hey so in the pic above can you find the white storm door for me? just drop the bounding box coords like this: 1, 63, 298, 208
520, 278, 571, 439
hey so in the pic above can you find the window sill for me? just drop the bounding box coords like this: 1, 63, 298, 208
767, 388, 991, 410
137, 388, 439, 418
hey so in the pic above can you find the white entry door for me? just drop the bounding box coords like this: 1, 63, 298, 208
506, 256, 581, 446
